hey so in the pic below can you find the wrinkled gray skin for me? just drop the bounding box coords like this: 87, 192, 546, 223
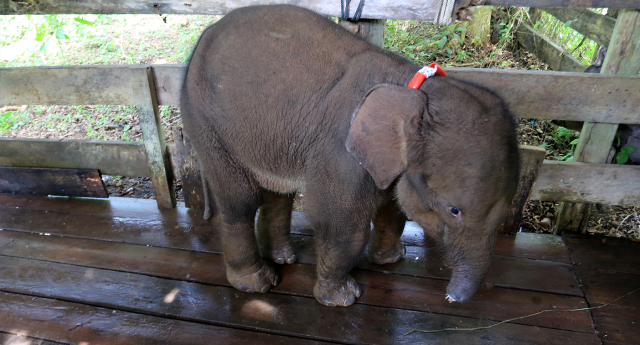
181, 5, 520, 306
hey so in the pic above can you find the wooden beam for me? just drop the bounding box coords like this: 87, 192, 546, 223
516, 22, 585, 72
486, 0, 640, 8
0, 138, 150, 177
130, 66, 176, 209
530, 160, 640, 207
540, 8, 615, 47
500, 146, 546, 235
172, 128, 206, 210
0, 167, 108, 198
0, 0, 441, 20
3, 65, 640, 124
556, 10, 640, 233
2, 0, 638, 17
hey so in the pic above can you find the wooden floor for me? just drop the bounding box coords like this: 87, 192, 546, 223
0, 194, 638, 344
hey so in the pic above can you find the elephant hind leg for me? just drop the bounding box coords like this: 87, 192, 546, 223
257, 190, 297, 264
369, 198, 407, 264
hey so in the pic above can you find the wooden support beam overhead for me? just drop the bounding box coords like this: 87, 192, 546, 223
130, 66, 176, 209
0, 138, 150, 177
2, 0, 639, 17
2, 65, 639, 124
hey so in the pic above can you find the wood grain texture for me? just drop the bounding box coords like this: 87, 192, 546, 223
0, 206, 583, 296
172, 128, 206, 209
531, 161, 640, 207
0, 0, 440, 20
0, 292, 322, 345
565, 234, 640, 275
0, 167, 107, 198
0, 138, 150, 177
541, 8, 615, 46
500, 145, 546, 234
130, 66, 175, 209
0, 255, 599, 344
486, 0, 640, 7
0, 230, 594, 332
3, 65, 640, 123
516, 22, 585, 72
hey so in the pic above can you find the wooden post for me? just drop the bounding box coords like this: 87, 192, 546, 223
555, 10, 640, 234
130, 66, 176, 209
499, 146, 546, 235
338, 19, 386, 48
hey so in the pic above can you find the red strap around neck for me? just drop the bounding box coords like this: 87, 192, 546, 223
407, 63, 447, 89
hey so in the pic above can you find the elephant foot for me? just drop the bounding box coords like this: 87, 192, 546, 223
226, 262, 279, 293
259, 238, 297, 265
369, 241, 406, 265
313, 275, 361, 307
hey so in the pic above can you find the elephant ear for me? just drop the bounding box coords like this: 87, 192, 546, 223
346, 84, 427, 190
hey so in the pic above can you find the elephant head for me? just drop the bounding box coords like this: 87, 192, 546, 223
346, 78, 520, 302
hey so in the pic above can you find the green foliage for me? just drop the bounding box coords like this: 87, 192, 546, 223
542, 126, 580, 161
616, 146, 636, 165
0, 111, 28, 133
533, 11, 598, 65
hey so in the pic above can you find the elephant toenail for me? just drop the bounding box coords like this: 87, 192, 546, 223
327, 302, 336, 307
261, 285, 270, 293
345, 295, 355, 305
275, 258, 285, 264
355, 286, 362, 298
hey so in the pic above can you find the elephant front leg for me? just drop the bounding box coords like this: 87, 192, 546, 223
369, 199, 407, 264
312, 216, 369, 307
256, 191, 297, 264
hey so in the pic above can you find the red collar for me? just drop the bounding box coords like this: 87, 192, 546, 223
407, 63, 447, 89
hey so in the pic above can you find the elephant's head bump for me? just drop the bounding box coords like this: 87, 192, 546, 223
346, 79, 520, 303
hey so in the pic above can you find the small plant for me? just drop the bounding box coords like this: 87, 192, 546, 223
542, 126, 580, 161
616, 146, 636, 165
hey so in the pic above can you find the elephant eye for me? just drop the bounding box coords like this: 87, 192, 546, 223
449, 207, 462, 222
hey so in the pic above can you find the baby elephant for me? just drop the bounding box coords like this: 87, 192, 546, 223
181, 5, 520, 306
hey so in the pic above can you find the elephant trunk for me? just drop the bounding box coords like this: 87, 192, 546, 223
444, 249, 493, 303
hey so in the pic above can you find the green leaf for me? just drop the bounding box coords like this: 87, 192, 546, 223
74, 17, 94, 25
570, 139, 579, 145
616, 152, 629, 165
501, 61, 510, 66
453, 33, 460, 41
454, 27, 467, 32
621, 146, 636, 154
35, 31, 45, 41
55, 28, 66, 39
565, 20, 575, 27
437, 36, 447, 49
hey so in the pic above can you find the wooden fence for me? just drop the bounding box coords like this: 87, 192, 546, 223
1, 1, 640, 233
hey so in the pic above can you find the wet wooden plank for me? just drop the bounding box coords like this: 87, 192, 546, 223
0, 206, 583, 296
0, 230, 594, 332
564, 234, 640, 275
0, 138, 150, 177
0, 292, 323, 345
574, 268, 640, 344
0, 332, 63, 345
593, 306, 640, 345
531, 161, 640, 207
575, 268, 640, 307
3, 65, 640, 124
0, 255, 600, 344
0, 167, 108, 198
0, 193, 573, 263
